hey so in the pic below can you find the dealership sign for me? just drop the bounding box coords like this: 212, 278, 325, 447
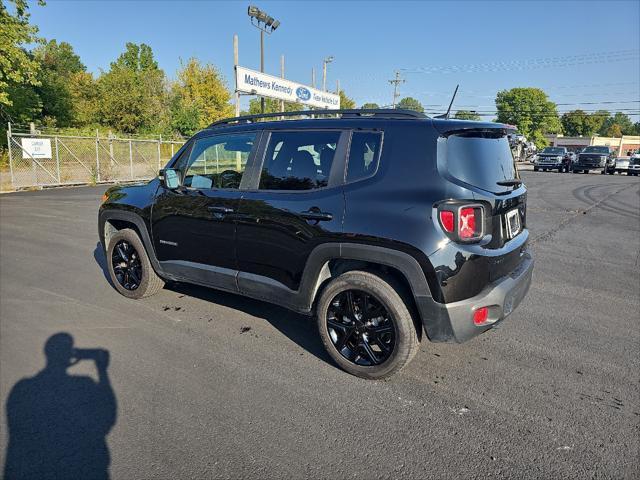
235, 66, 340, 110
21, 138, 52, 159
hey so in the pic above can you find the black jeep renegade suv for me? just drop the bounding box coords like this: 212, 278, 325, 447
98, 109, 534, 379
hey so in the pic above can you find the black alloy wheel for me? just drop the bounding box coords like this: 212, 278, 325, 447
326, 289, 396, 366
111, 240, 142, 291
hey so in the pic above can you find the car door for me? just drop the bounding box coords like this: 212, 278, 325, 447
235, 129, 348, 298
151, 130, 260, 291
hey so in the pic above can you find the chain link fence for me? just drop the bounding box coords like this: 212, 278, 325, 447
2, 125, 185, 191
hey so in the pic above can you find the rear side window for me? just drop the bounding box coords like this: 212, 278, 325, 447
346, 132, 382, 182
259, 131, 340, 191
444, 132, 516, 194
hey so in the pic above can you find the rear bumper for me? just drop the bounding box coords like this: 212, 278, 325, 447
417, 251, 534, 343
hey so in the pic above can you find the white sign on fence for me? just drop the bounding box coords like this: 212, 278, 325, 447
21, 138, 52, 159
236, 66, 340, 110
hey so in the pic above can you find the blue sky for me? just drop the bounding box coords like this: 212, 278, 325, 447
29, 0, 640, 118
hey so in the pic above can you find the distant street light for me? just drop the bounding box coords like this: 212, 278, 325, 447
247, 5, 280, 113
322, 56, 334, 92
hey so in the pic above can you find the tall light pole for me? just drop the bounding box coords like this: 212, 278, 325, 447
247, 6, 280, 113
322, 56, 334, 92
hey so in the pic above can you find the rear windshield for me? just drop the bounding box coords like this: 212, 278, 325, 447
583, 146, 610, 153
445, 131, 517, 193
541, 147, 565, 154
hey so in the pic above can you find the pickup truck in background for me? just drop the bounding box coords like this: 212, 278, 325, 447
572, 146, 615, 174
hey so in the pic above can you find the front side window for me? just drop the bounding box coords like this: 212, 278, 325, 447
259, 131, 340, 191
346, 132, 383, 182
181, 133, 256, 190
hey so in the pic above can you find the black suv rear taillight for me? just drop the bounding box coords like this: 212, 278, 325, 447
437, 203, 484, 242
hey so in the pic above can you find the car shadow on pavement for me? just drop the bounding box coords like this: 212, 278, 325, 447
166, 281, 333, 366
92, 243, 332, 366
3, 332, 117, 480
94, 242, 112, 285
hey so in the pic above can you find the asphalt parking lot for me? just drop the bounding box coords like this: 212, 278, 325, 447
1, 170, 639, 479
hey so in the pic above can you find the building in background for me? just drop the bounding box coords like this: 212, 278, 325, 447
545, 134, 640, 156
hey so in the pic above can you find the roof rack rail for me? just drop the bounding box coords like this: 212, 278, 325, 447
207, 108, 427, 129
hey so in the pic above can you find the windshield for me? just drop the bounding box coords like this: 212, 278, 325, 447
583, 146, 610, 154
541, 147, 565, 154
630, 158, 640, 166
444, 131, 517, 194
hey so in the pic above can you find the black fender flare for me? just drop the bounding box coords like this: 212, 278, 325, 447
98, 209, 163, 275
295, 242, 453, 341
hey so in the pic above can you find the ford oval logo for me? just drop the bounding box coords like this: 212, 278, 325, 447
296, 87, 311, 101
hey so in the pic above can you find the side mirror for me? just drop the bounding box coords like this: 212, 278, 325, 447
160, 168, 180, 189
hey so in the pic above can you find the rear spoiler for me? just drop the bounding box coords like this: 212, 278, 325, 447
432, 123, 514, 138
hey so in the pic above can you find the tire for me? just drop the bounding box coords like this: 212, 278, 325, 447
533, 167, 539, 172
558, 167, 563, 173
106, 228, 164, 299
316, 271, 419, 380
601, 169, 605, 174
572, 169, 578, 174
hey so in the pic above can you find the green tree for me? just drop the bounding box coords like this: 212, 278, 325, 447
454, 110, 481, 121
495, 87, 560, 147
338, 90, 356, 109
247, 97, 303, 115
606, 123, 623, 138
561, 109, 591, 136
0, 0, 44, 107
68, 71, 99, 127
589, 110, 610, 135
396, 97, 424, 113
170, 58, 234, 135
33, 40, 85, 127
3, 82, 41, 124
97, 43, 166, 133
360, 102, 380, 110
599, 112, 634, 136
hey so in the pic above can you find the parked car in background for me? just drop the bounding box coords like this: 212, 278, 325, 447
533, 147, 570, 172
613, 157, 630, 174
628, 154, 640, 176
573, 146, 615, 174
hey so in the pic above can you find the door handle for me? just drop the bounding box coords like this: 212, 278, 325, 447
300, 210, 333, 221
208, 206, 234, 214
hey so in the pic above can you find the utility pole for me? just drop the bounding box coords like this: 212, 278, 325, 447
280, 54, 285, 113
322, 56, 334, 92
388, 71, 405, 109
336, 79, 340, 94
311, 68, 316, 88
260, 29, 265, 113
233, 34, 240, 117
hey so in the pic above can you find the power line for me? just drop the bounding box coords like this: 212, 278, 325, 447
401, 49, 639, 75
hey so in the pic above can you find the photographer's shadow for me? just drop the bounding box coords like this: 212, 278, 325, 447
4, 333, 117, 480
